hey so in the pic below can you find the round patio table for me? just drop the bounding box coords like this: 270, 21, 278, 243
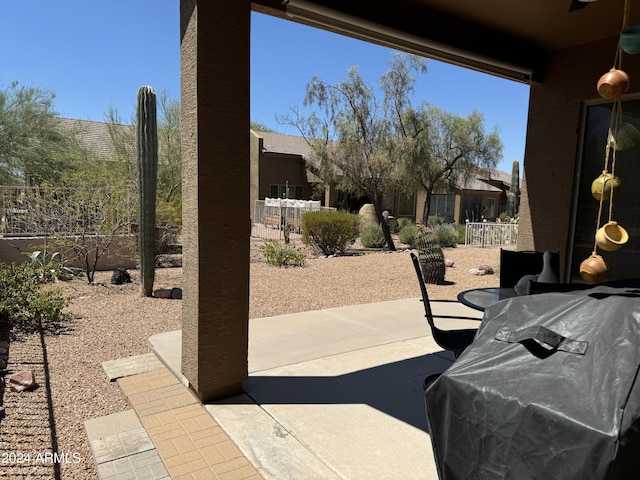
457, 287, 518, 311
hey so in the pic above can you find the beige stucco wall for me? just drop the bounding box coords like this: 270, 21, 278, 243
258, 153, 315, 199
519, 35, 639, 279
0, 235, 136, 270
250, 131, 261, 212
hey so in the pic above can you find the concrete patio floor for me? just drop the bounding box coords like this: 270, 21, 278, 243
87, 297, 483, 479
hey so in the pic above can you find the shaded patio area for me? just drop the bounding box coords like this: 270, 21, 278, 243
87, 297, 482, 479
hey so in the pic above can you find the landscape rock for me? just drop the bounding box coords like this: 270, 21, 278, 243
358, 204, 378, 229
469, 265, 494, 276
153, 287, 183, 299
111, 268, 132, 285
445, 259, 455, 267
9, 370, 37, 392
154, 288, 172, 298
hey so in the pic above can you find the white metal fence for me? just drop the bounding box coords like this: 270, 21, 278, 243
465, 222, 517, 248
251, 199, 335, 240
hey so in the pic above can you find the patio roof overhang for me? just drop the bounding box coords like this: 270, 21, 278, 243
252, 0, 640, 84
181, 0, 640, 405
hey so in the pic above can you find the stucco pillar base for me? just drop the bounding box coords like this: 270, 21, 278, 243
188, 382, 244, 403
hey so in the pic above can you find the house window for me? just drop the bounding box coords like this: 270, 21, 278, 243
270, 184, 303, 199
461, 195, 482, 223
398, 192, 415, 217
382, 194, 395, 214
569, 96, 640, 281
431, 194, 456, 223
485, 198, 495, 220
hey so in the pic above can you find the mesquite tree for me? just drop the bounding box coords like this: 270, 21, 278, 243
278, 54, 429, 250
137, 86, 158, 297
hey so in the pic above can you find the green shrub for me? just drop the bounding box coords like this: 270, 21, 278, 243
156, 196, 182, 253
397, 217, 414, 230
433, 223, 459, 248
301, 210, 359, 256
499, 212, 518, 223
24, 246, 81, 282
427, 216, 445, 227
23, 249, 64, 283
156, 196, 182, 229
360, 223, 387, 248
0, 262, 70, 332
387, 217, 399, 233
399, 224, 417, 247
455, 224, 467, 244
259, 240, 306, 267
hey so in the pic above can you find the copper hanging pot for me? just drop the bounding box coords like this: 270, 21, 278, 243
580, 254, 611, 283
597, 69, 630, 99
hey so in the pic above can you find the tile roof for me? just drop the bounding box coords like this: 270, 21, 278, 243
57, 117, 132, 160
253, 130, 313, 158
60, 124, 514, 193
252, 129, 513, 192
463, 170, 508, 192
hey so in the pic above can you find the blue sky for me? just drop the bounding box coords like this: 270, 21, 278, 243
2, 1, 530, 173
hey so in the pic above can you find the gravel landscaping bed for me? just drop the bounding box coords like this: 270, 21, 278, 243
0, 239, 500, 479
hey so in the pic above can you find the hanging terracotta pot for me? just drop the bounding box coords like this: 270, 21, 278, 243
609, 122, 640, 150
597, 69, 630, 99
580, 254, 611, 283
595, 221, 629, 251
620, 25, 640, 54
591, 172, 621, 201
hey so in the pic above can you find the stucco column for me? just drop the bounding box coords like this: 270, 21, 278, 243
180, 0, 250, 401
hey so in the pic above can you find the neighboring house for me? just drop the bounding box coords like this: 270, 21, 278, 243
54, 123, 513, 226
0, 118, 137, 269
56, 117, 127, 161
250, 129, 514, 224
249, 129, 319, 209
449, 169, 513, 223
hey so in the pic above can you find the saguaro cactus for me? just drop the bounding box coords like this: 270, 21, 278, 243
137, 86, 158, 297
506, 159, 520, 218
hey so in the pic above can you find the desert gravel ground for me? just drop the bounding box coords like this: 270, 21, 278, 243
0, 238, 500, 479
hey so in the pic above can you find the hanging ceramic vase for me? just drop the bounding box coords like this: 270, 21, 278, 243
609, 122, 640, 150
579, 254, 611, 283
537, 251, 559, 283
595, 221, 629, 251
620, 25, 640, 54
597, 68, 630, 99
591, 172, 621, 201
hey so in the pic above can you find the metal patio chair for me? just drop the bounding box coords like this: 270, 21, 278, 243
410, 252, 480, 388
